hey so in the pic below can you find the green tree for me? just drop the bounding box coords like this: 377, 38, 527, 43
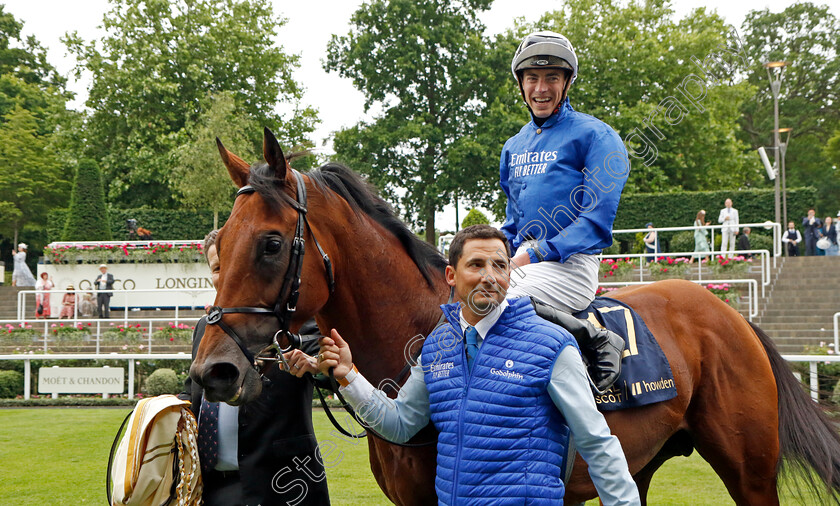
327, 0, 493, 244
171, 92, 258, 229
62, 159, 112, 241
0, 7, 72, 251
739, 2, 840, 212
461, 208, 490, 228
0, 105, 63, 245
65, 0, 318, 208
535, 0, 756, 193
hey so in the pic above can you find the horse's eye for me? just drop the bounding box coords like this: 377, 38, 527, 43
266, 239, 282, 254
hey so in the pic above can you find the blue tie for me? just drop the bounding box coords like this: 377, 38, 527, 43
197, 397, 219, 472
465, 326, 479, 372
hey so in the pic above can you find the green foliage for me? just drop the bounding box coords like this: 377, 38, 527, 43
327, 0, 493, 243
48, 208, 229, 242
101, 324, 144, 343
51, 324, 91, 343
669, 231, 695, 254
143, 368, 181, 396
0, 7, 72, 248
739, 2, 840, 213
152, 322, 194, 345
461, 208, 490, 228
61, 158, 111, 241
0, 370, 23, 398
0, 105, 66, 243
533, 0, 757, 194
65, 0, 317, 208
170, 92, 259, 228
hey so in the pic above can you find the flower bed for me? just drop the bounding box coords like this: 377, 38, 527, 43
599, 258, 636, 281
101, 323, 145, 343
709, 255, 752, 275
152, 322, 195, 344
3, 323, 41, 343
51, 323, 92, 343
595, 286, 621, 297
647, 256, 691, 279
703, 283, 740, 308
43, 242, 204, 265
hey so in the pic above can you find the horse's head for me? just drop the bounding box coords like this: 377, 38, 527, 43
189, 128, 334, 405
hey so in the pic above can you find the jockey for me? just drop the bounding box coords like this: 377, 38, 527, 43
501, 31, 629, 393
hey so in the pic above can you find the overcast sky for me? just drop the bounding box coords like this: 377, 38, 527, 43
2, 0, 827, 231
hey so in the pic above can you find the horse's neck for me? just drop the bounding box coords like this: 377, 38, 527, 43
318, 220, 448, 384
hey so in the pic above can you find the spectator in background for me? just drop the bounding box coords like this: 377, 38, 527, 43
80, 292, 96, 317
689, 210, 711, 264
94, 264, 115, 318
802, 209, 822, 256
717, 198, 739, 258
736, 227, 752, 258
59, 285, 76, 319
782, 221, 802, 257
643, 222, 658, 262
819, 216, 838, 256
35, 272, 54, 318
11, 243, 36, 287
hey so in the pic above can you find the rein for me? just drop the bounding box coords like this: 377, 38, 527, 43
206, 169, 335, 375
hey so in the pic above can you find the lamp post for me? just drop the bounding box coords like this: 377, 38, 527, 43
776, 127, 792, 228
764, 61, 789, 228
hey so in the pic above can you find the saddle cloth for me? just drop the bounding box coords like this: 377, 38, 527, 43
574, 297, 677, 411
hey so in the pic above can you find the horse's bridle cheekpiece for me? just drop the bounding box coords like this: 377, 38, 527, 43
206, 169, 335, 376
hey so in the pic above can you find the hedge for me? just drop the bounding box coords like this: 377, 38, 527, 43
143, 368, 182, 396
0, 370, 24, 398
48, 208, 231, 243
62, 158, 112, 241
614, 187, 817, 231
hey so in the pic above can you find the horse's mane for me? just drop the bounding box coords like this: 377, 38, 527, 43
248, 161, 447, 287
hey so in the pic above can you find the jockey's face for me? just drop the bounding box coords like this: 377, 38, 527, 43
445, 238, 510, 324
521, 68, 567, 118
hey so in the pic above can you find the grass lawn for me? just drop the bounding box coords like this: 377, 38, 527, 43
0, 407, 823, 505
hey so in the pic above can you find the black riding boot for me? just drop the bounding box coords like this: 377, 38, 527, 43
530, 297, 624, 394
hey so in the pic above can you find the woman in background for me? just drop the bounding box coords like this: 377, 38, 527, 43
35, 272, 54, 318
11, 243, 36, 287
689, 210, 711, 264
60, 285, 76, 319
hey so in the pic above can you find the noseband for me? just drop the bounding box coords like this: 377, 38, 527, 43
206, 169, 335, 376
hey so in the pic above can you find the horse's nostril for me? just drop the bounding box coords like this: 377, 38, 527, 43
203, 362, 240, 392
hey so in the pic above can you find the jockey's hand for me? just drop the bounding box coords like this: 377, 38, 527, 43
318, 329, 353, 380
281, 349, 318, 378
510, 252, 531, 270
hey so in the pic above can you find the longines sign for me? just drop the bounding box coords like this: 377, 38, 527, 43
39, 367, 125, 394
35, 263, 216, 312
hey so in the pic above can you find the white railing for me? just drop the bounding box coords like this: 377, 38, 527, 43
46, 240, 201, 249
0, 317, 200, 354
16, 288, 215, 320
598, 278, 759, 320
612, 221, 782, 264
783, 355, 840, 401
834, 312, 840, 352
597, 249, 770, 298
0, 353, 191, 399
2, 353, 836, 402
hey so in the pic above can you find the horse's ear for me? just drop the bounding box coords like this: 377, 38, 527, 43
216, 137, 250, 188
263, 127, 287, 179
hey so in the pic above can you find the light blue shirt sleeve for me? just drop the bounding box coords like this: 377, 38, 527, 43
548, 347, 641, 505
340, 361, 430, 444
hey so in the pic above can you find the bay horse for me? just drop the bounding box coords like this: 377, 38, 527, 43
190, 128, 840, 505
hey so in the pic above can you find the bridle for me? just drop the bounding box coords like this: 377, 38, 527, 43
205, 169, 335, 376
